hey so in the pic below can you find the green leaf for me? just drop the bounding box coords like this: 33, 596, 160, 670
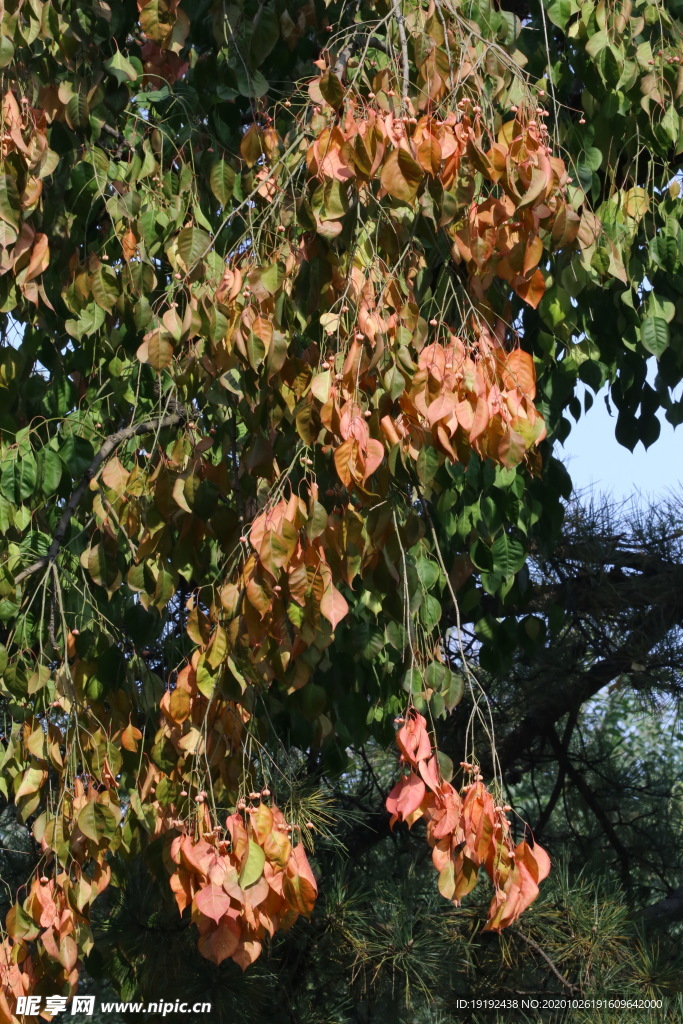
648, 294, 675, 324
104, 50, 139, 84
246, 331, 266, 371
0, 174, 20, 236
546, 0, 578, 30
319, 71, 344, 109
78, 801, 119, 843
414, 555, 440, 590
65, 303, 106, 340
420, 594, 441, 629
239, 838, 266, 888
416, 445, 440, 488
65, 93, 90, 131
0, 36, 14, 70
83, 537, 120, 591
196, 654, 218, 699
59, 435, 94, 478
177, 227, 211, 269
234, 66, 269, 99
650, 234, 678, 272
640, 316, 669, 358
249, 4, 279, 66
1, 452, 38, 503
209, 159, 236, 207
490, 532, 526, 576
91, 264, 119, 311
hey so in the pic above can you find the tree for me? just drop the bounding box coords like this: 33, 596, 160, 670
0, 0, 682, 1016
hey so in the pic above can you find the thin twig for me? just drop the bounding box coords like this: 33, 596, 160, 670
513, 928, 578, 994
393, 1, 410, 102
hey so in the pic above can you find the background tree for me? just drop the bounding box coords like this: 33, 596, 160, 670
0, 0, 682, 1019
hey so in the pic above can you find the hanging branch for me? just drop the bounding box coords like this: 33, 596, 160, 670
16, 411, 187, 585
393, 1, 410, 102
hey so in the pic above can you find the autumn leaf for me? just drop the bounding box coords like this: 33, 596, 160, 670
198, 918, 241, 965
319, 582, 349, 630
195, 884, 233, 924
380, 147, 424, 203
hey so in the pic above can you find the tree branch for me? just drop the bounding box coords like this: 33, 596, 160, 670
640, 885, 683, 926
393, 2, 410, 102
546, 727, 633, 891
493, 599, 683, 775
15, 412, 186, 584
512, 929, 578, 994
534, 713, 576, 840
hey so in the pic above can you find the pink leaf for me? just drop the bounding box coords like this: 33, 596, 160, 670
195, 884, 233, 924
362, 439, 384, 482
320, 583, 348, 630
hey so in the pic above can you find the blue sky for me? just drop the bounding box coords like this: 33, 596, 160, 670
560, 388, 681, 504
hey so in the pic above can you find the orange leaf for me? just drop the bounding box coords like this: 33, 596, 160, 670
283, 859, 317, 917
319, 582, 348, 630
168, 686, 191, 723
515, 267, 545, 309
417, 136, 442, 176
523, 234, 543, 276
232, 938, 262, 971
333, 437, 357, 487
58, 934, 78, 973
252, 802, 274, 845
500, 349, 536, 399
121, 228, 138, 262
240, 124, 264, 167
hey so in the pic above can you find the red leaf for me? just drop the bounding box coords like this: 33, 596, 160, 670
197, 917, 241, 965
515, 839, 551, 883
396, 712, 432, 765
385, 773, 426, 823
